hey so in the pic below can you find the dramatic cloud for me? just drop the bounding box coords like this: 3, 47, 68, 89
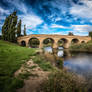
3, 0, 28, 14
20, 14, 43, 29
70, 0, 92, 19
0, 0, 92, 36
0, 7, 10, 15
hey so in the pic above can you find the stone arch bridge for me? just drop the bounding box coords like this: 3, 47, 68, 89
17, 34, 91, 48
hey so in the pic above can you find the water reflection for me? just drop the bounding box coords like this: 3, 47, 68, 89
64, 54, 92, 76
57, 50, 64, 57
44, 46, 53, 53
43, 46, 92, 77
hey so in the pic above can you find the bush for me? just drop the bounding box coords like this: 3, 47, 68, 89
39, 71, 87, 92
69, 41, 92, 52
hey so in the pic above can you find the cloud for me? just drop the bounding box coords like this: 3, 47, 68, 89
0, 7, 10, 15
0, 16, 6, 20
19, 14, 43, 30
50, 0, 69, 13
71, 25, 92, 32
51, 24, 68, 29
70, 0, 92, 19
4, 0, 28, 14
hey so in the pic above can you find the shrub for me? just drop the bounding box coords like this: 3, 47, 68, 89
39, 71, 87, 92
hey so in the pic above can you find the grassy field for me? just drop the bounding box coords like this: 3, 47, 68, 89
0, 40, 36, 92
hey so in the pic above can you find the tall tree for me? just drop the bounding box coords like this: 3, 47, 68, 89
9, 11, 17, 42
1, 11, 17, 42
89, 32, 92, 40
2, 16, 9, 40
17, 19, 21, 37
23, 25, 26, 36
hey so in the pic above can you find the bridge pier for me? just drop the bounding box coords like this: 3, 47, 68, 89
63, 40, 71, 49
53, 40, 58, 49
39, 40, 43, 48
25, 40, 29, 47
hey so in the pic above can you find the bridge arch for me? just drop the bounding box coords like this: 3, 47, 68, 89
21, 41, 26, 46
43, 38, 54, 47
58, 38, 69, 48
28, 37, 40, 48
81, 41, 85, 43
71, 38, 79, 44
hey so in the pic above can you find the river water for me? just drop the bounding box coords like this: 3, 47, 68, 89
43, 46, 92, 78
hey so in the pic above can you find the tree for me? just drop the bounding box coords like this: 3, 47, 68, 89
17, 19, 21, 37
9, 11, 17, 42
68, 32, 74, 36
89, 32, 92, 40
1, 11, 18, 42
23, 25, 26, 36
2, 16, 9, 40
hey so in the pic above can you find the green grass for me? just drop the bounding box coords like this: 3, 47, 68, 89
18, 72, 38, 80
0, 40, 36, 92
33, 55, 56, 71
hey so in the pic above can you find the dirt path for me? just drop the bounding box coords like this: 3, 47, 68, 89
15, 59, 49, 92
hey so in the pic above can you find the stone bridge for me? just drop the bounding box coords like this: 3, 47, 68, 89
17, 34, 91, 48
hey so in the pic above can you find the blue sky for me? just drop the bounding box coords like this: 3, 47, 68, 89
0, 0, 92, 36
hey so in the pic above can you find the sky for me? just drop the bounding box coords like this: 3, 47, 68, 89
0, 0, 92, 36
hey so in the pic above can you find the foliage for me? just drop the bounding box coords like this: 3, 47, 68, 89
0, 40, 36, 92
39, 71, 87, 92
1, 11, 23, 43
0, 35, 2, 39
23, 25, 27, 36
69, 41, 92, 52
17, 19, 21, 37
68, 32, 74, 36
29, 38, 40, 48
89, 32, 92, 38
43, 38, 54, 45
2, 11, 18, 42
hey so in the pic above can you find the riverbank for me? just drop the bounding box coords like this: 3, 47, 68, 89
15, 59, 50, 92
1, 40, 92, 92
69, 41, 92, 53
0, 40, 56, 92
0, 40, 36, 92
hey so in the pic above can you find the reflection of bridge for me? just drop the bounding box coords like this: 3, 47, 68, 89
17, 34, 91, 48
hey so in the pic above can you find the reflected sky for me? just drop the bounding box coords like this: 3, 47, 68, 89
44, 46, 92, 77
64, 54, 92, 76
44, 46, 53, 53
57, 50, 64, 57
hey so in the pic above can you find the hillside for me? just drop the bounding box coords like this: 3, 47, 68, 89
0, 40, 35, 92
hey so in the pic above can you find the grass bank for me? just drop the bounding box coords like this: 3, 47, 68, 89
32, 54, 57, 71
69, 41, 92, 52
0, 40, 36, 92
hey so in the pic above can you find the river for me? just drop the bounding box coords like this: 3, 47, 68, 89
42, 46, 92, 78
